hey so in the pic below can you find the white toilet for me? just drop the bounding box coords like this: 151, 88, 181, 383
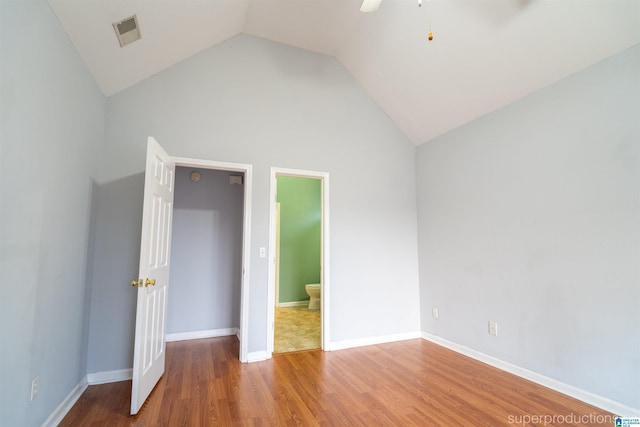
305, 284, 321, 310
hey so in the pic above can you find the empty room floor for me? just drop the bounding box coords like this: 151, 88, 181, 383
60, 336, 614, 426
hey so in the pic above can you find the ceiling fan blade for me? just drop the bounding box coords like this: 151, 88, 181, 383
360, 0, 381, 13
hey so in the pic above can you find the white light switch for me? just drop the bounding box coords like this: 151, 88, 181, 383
489, 321, 498, 336
259, 247, 266, 258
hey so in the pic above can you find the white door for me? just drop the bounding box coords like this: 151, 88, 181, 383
130, 137, 175, 415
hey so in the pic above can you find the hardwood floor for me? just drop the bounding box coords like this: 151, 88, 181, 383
60, 336, 614, 426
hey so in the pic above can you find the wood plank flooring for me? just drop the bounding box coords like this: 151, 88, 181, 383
60, 336, 615, 426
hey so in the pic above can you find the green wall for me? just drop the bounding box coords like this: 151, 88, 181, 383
277, 176, 321, 303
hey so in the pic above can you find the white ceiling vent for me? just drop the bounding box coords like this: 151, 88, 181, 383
113, 15, 141, 47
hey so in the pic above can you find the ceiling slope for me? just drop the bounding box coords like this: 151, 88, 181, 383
49, 0, 250, 96
49, 0, 640, 145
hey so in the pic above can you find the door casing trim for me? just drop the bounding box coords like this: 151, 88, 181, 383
267, 167, 330, 356
173, 156, 253, 363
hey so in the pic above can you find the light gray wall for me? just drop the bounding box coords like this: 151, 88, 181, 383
87, 34, 421, 371
416, 44, 639, 408
86, 173, 144, 372
167, 168, 243, 334
0, 1, 106, 426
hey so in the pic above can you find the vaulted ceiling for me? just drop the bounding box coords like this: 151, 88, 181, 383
48, 0, 640, 145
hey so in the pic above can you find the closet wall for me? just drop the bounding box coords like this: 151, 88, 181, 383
167, 167, 244, 334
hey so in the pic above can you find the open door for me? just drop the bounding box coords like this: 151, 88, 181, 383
130, 137, 175, 414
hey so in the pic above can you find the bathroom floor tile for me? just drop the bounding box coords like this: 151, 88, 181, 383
274, 306, 320, 353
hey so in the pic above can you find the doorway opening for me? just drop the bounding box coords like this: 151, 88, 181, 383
267, 167, 330, 356
172, 157, 253, 363
166, 167, 244, 342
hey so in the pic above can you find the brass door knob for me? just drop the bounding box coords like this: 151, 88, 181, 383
131, 278, 155, 287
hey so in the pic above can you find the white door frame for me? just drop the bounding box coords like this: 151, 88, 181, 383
274, 203, 282, 307
267, 167, 330, 356
173, 157, 252, 363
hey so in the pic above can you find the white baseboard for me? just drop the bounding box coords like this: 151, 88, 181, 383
328, 330, 422, 351
246, 351, 269, 363
421, 333, 640, 417
276, 301, 309, 308
86, 368, 132, 385
41, 376, 88, 427
166, 327, 239, 342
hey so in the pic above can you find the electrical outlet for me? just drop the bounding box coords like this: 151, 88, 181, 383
31, 376, 40, 401
432, 307, 439, 319
489, 321, 498, 336
259, 247, 266, 258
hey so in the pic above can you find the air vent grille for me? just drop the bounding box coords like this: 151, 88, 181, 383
113, 15, 141, 47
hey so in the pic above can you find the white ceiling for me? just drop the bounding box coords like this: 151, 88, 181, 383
48, 0, 640, 145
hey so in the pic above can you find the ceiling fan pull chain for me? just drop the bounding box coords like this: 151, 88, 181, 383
427, 0, 433, 41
